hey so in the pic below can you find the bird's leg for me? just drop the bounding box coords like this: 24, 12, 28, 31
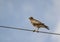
33, 27, 36, 32
33, 27, 38, 32
36, 28, 39, 32
33, 28, 39, 32
34, 28, 39, 32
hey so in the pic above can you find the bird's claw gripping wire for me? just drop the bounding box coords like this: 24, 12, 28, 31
33, 30, 39, 33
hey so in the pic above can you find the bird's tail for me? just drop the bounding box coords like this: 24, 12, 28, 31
44, 25, 49, 30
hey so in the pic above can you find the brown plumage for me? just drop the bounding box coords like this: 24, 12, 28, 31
29, 17, 49, 32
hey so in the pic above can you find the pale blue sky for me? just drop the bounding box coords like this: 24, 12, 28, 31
0, 0, 60, 42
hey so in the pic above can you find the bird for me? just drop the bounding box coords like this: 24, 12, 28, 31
29, 17, 49, 32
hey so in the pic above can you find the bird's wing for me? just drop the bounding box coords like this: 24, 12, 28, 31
31, 19, 44, 24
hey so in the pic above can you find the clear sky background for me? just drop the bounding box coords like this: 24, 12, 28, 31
0, 0, 60, 42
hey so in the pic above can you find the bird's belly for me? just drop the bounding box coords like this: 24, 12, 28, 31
33, 24, 45, 28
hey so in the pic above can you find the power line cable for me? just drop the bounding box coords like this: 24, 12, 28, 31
0, 26, 60, 35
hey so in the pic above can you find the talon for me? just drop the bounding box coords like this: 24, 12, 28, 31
33, 30, 35, 32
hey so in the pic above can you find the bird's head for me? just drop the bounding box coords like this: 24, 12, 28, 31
29, 17, 33, 19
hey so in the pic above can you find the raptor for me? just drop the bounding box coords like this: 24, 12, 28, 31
29, 17, 49, 32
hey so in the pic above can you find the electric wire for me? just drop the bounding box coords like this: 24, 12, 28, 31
0, 26, 60, 35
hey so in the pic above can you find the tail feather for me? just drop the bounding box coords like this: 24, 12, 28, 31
44, 25, 49, 30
